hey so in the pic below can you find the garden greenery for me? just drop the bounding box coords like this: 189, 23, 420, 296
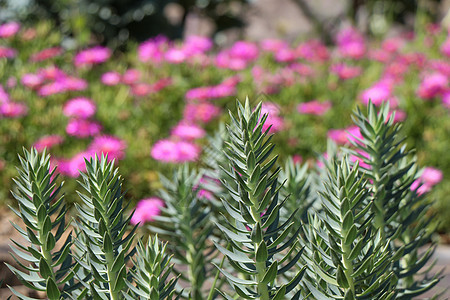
7, 99, 442, 299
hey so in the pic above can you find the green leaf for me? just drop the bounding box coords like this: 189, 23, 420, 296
272, 285, 286, 300
45, 232, 56, 250
336, 265, 349, 289
39, 257, 53, 279
261, 261, 278, 284
255, 242, 268, 262
46, 277, 60, 300
103, 232, 113, 254
251, 223, 263, 243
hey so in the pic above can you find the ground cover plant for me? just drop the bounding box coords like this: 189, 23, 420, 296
0, 19, 448, 234
6, 100, 443, 299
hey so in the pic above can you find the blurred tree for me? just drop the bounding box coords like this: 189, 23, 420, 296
0, 0, 251, 48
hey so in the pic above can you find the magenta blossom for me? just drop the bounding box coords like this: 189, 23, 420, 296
63, 97, 96, 119
183, 102, 220, 123
151, 139, 179, 162
89, 135, 127, 160
30, 47, 63, 62
174, 141, 201, 162
417, 73, 448, 100
260, 39, 288, 53
361, 83, 392, 106
38, 81, 66, 97
262, 115, 284, 134
33, 135, 64, 152
101, 71, 121, 86
411, 167, 443, 195
122, 69, 141, 85
58, 151, 96, 178
330, 63, 362, 80
0, 46, 16, 58
151, 139, 200, 163
441, 36, 450, 57
74, 46, 111, 67
130, 83, 153, 97
138, 38, 167, 63
229, 41, 259, 61
171, 122, 206, 140
297, 100, 331, 115
0, 22, 20, 38
336, 26, 366, 59
21, 73, 44, 89
328, 126, 363, 145
66, 119, 102, 138
165, 48, 187, 64
131, 197, 165, 226
0, 102, 27, 118
59, 77, 88, 91
184, 35, 213, 55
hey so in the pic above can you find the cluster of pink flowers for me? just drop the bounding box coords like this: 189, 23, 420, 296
297, 100, 332, 116
151, 139, 200, 163
411, 167, 443, 195
55, 135, 127, 178
0, 85, 27, 118
328, 125, 363, 145
260, 102, 284, 134
336, 26, 366, 59
215, 41, 259, 70
101, 69, 172, 97
185, 75, 239, 101
0, 22, 20, 38
417, 72, 448, 100
21, 66, 87, 96
33, 135, 64, 152
130, 197, 164, 226
63, 97, 102, 138
30, 47, 63, 62
74, 46, 111, 67
330, 63, 362, 80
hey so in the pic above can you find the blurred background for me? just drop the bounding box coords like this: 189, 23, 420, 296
0, 0, 449, 47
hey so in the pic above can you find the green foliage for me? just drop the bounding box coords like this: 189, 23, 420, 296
5, 100, 444, 299
73, 156, 137, 299
215, 99, 305, 299
125, 236, 179, 300
7, 148, 75, 300
349, 102, 441, 298
148, 165, 216, 299
302, 157, 400, 299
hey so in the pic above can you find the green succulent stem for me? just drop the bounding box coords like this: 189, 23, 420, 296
106, 250, 119, 300
186, 241, 202, 299
251, 206, 270, 300
342, 242, 355, 295
207, 255, 225, 300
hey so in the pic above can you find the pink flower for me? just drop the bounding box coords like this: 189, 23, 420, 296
0, 85, 10, 104
417, 73, 448, 100
63, 97, 96, 119
38, 81, 66, 97
30, 47, 63, 62
440, 36, 450, 57
165, 48, 187, 63
442, 91, 450, 109
361, 83, 392, 105
421, 167, 443, 186
0, 102, 27, 118
66, 119, 102, 138
38, 66, 66, 81
130, 83, 152, 97
171, 122, 206, 140
330, 63, 362, 80
336, 26, 366, 59
297, 100, 331, 115
229, 41, 259, 61
59, 77, 88, 91
295, 40, 329, 62
122, 69, 141, 85
274, 48, 297, 62
261, 102, 281, 116
183, 102, 220, 123
174, 141, 201, 162
101, 71, 121, 86
262, 115, 284, 133
411, 167, 443, 195
58, 151, 96, 177
184, 35, 213, 54
0, 22, 20, 38
151, 139, 179, 162
33, 135, 64, 152
138, 38, 166, 63
151, 139, 201, 163
130, 197, 165, 225
292, 155, 303, 164
215, 51, 247, 70
260, 39, 288, 52
21, 73, 44, 89
0, 46, 16, 58
382, 37, 404, 53
328, 126, 362, 145
349, 150, 371, 169
74, 46, 111, 67
88, 135, 127, 160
